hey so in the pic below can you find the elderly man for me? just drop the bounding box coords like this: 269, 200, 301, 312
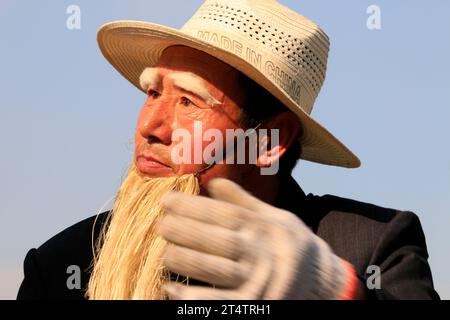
18, 0, 438, 300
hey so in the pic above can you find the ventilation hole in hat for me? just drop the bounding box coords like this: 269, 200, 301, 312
198, 3, 328, 94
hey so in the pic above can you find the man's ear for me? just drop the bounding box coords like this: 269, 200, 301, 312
256, 112, 302, 168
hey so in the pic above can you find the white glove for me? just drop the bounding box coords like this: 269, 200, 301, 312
158, 178, 358, 300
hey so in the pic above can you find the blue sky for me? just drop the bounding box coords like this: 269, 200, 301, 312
1, 0, 449, 299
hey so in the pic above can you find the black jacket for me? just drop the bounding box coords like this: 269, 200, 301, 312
17, 177, 440, 300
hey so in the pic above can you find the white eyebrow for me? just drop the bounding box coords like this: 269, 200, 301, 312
166, 72, 222, 107
139, 67, 221, 107
139, 67, 161, 92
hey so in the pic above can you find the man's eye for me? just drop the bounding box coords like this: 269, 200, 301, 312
147, 90, 161, 99
180, 97, 194, 107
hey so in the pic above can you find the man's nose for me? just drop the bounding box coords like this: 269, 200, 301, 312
138, 98, 174, 145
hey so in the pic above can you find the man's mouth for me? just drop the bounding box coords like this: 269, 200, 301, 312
136, 153, 171, 174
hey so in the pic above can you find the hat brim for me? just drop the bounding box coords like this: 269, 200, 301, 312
97, 21, 361, 168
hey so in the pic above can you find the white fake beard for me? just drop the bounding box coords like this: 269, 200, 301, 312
86, 164, 200, 300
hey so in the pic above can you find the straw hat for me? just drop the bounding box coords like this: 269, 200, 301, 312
97, 0, 361, 168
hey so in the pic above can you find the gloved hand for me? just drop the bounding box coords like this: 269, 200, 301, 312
158, 178, 358, 300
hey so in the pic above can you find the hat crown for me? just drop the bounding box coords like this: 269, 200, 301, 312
180, 0, 330, 114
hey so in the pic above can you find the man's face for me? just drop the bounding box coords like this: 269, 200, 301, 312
134, 46, 248, 186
